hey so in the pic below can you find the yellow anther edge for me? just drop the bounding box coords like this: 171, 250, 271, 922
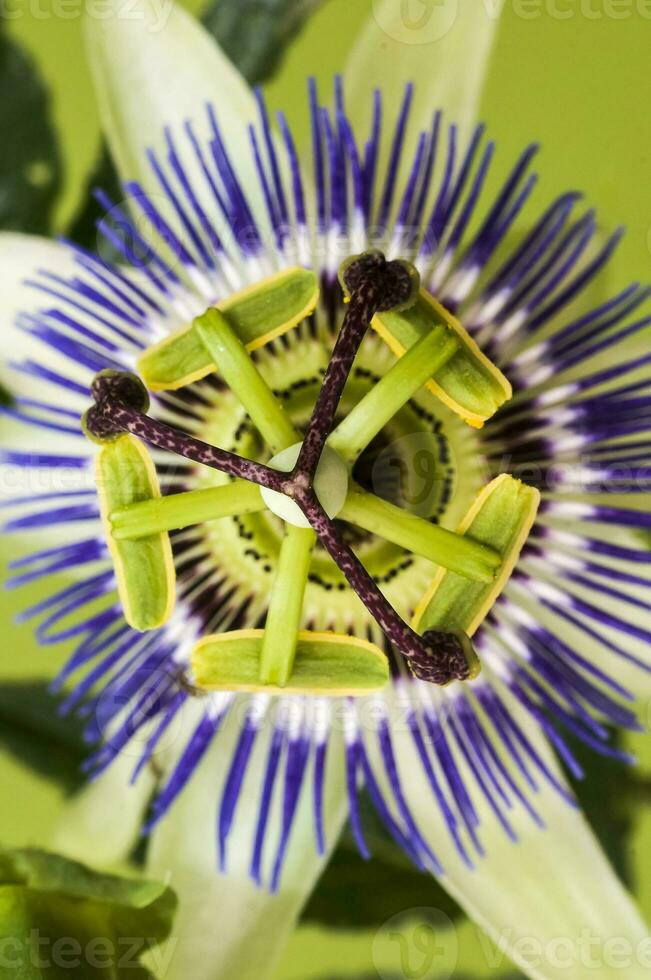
139, 267, 320, 391
372, 288, 512, 429
191, 628, 389, 697
96, 434, 176, 631
412, 474, 540, 636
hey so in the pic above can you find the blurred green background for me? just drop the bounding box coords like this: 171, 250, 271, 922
2, 1, 651, 976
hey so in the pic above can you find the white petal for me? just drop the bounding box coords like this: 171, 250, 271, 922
344, 0, 505, 141
377, 682, 650, 980
503, 570, 651, 710
0, 233, 87, 400
146, 698, 347, 980
0, 233, 95, 555
51, 746, 156, 869
84, 0, 266, 236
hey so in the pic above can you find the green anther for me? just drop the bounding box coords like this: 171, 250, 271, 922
328, 326, 459, 464
95, 434, 175, 631
373, 289, 512, 428
340, 487, 501, 583
110, 480, 265, 540
258, 526, 315, 686
138, 267, 319, 391
192, 629, 390, 697
194, 308, 299, 454
413, 475, 540, 637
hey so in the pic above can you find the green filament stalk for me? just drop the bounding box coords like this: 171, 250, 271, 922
340, 487, 500, 583
259, 526, 316, 686
194, 308, 299, 454
110, 480, 265, 540
328, 326, 459, 463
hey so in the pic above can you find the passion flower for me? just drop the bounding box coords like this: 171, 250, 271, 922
1, 1, 649, 978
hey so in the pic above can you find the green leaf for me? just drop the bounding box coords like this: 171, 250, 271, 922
303, 842, 462, 931
0, 681, 86, 795
310, 975, 523, 980
568, 731, 637, 888
0, 29, 61, 234
202, 0, 326, 86
303, 790, 462, 930
0, 847, 176, 979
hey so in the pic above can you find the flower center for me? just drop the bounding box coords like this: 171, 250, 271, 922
191, 335, 472, 628
261, 441, 349, 528
83, 251, 538, 693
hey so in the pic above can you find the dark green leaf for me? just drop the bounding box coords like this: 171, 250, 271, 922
0, 681, 87, 794
0, 29, 61, 234
303, 843, 462, 930
202, 0, 327, 85
303, 791, 462, 930
0, 848, 176, 978
568, 730, 636, 887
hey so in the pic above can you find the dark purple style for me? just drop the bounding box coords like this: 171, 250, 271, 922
84, 252, 475, 685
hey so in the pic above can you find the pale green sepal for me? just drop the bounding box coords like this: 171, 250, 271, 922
374, 289, 512, 428
96, 434, 176, 631
84, 0, 267, 236
192, 629, 389, 696
146, 697, 347, 980
379, 681, 651, 980
138, 267, 319, 391
413, 475, 540, 636
344, 0, 505, 152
